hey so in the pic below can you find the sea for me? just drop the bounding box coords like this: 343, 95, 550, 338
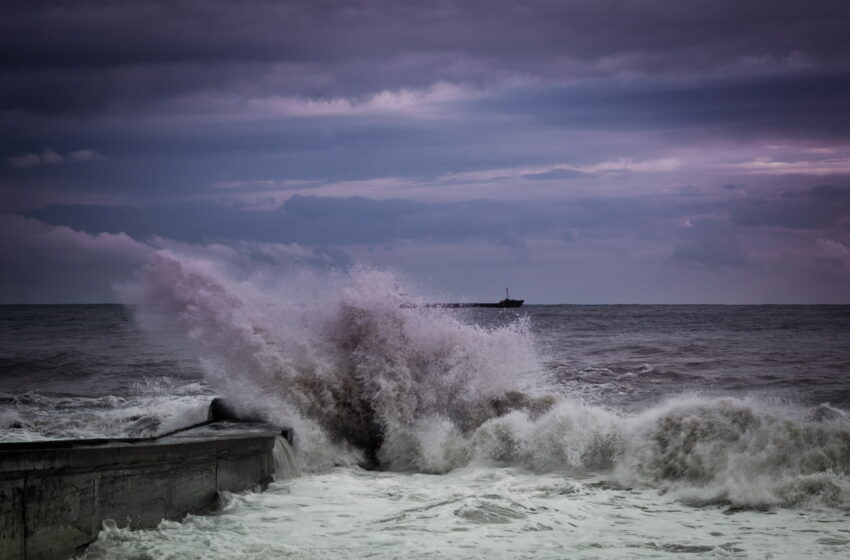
2, 253, 850, 559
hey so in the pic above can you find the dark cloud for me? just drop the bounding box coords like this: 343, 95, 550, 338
522, 169, 588, 181
0, 213, 355, 303
1, 108, 552, 203
7, 2, 850, 70
3, 0, 850, 210
23, 194, 690, 247
730, 184, 850, 230
3, 0, 850, 115
33, 185, 848, 251
671, 222, 750, 268
5, 147, 104, 168
476, 74, 850, 141
3, 1, 850, 302
0, 214, 150, 303
7, 183, 850, 302
19, 185, 849, 264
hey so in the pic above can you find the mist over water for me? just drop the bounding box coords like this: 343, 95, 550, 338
4, 251, 850, 558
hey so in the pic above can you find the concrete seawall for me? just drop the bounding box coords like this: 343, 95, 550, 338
0, 421, 287, 560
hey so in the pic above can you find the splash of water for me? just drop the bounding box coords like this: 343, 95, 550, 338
125, 250, 850, 508
125, 250, 542, 469
272, 435, 301, 479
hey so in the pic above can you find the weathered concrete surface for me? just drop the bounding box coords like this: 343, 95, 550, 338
0, 423, 279, 560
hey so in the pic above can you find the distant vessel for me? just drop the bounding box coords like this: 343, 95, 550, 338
426, 288, 524, 309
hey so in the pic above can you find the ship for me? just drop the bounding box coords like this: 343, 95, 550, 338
425, 288, 524, 308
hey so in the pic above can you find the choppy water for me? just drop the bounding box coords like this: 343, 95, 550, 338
2, 254, 849, 559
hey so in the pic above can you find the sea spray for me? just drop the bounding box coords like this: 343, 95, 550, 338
123, 250, 850, 509
124, 250, 543, 470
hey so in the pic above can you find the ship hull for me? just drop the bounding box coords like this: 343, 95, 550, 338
426, 299, 524, 308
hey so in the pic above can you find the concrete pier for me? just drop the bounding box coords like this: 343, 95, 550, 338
0, 421, 286, 560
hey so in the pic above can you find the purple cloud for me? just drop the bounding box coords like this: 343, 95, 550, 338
2, 1, 850, 302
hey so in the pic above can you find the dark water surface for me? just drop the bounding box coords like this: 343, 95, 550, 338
468, 304, 850, 409
3, 304, 849, 413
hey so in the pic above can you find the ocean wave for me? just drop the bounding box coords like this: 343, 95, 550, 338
123, 250, 850, 509
616, 396, 850, 508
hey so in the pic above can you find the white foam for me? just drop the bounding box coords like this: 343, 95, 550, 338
81, 467, 850, 560
616, 395, 850, 508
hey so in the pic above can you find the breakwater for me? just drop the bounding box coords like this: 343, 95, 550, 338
0, 403, 292, 560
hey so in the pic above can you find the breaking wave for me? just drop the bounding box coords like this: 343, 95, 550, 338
618, 397, 850, 508
124, 250, 850, 509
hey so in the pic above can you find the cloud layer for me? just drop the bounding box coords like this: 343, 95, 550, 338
2, 1, 850, 302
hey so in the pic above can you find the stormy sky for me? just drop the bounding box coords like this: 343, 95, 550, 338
2, 0, 850, 303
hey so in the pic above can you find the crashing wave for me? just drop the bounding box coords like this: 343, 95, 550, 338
125, 250, 850, 509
